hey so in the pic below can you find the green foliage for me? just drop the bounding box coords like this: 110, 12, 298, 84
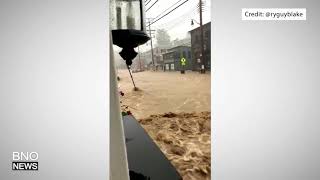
156, 29, 171, 48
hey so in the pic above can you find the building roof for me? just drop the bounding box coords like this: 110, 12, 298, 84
189, 22, 211, 33
168, 45, 190, 51
140, 46, 170, 54
162, 45, 191, 56
162, 51, 175, 56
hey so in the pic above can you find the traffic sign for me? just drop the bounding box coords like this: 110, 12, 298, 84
180, 57, 186, 66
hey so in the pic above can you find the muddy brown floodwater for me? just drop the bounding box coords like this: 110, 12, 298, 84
117, 70, 211, 180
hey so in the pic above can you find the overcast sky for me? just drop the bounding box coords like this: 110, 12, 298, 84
113, 0, 211, 53
141, 0, 211, 51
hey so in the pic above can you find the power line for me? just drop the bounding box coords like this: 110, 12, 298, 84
153, 5, 197, 30
149, 0, 190, 26
145, 0, 152, 6
147, 0, 190, 27
149, 1, 210, 29
146, 0, 159, 12
153, 0, 184, 20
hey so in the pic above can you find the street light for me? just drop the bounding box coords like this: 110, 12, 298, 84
110, 0, 151, 91
191, 19, 200, 26
110, 0, 150, 66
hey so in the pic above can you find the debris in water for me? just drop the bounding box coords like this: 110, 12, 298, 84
139, 111, 211, 180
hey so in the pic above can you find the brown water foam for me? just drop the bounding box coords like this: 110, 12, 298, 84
139, 111, 211, 180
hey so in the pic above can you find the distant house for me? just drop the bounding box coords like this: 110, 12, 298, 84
162, 46, 192, 71
171, 36, 191, 47
140, 47, 169, 70
189, 22, 211, 71
131, 57, 145, 71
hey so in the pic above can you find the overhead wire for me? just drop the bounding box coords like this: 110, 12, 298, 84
153, 0, 211, 31
154, 5, 198, 30
142, 4, 196, 50
146, 0, 159, 12
145, 0, 152, 6
147, 0, 191, 27
152, 0, 184, 20
146, 0, 210, 27
142, 0, 210, 49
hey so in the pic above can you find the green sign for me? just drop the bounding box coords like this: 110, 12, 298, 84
180, 57, 186, 66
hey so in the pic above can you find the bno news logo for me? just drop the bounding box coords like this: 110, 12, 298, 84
12, 152, 38, 170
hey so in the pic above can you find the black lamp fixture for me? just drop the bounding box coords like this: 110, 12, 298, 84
110, 0, 150, 66
191, 19, 200, 26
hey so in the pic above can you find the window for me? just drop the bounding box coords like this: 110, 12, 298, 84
182, 51, 186, 58
188, 51, 191, 58
175, 52, 179, 59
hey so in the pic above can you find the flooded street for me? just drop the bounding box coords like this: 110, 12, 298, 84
117, 70, 211, 119
118, 69, 211, 180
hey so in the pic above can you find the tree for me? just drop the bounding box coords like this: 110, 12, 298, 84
156, 29, 171, 48
172, 38, 179, 46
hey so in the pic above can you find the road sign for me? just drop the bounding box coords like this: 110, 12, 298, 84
180, 57, 186, 66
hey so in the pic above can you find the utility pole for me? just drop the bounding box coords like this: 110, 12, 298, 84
199, 0, 205, 74
148, 20, 155, 70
